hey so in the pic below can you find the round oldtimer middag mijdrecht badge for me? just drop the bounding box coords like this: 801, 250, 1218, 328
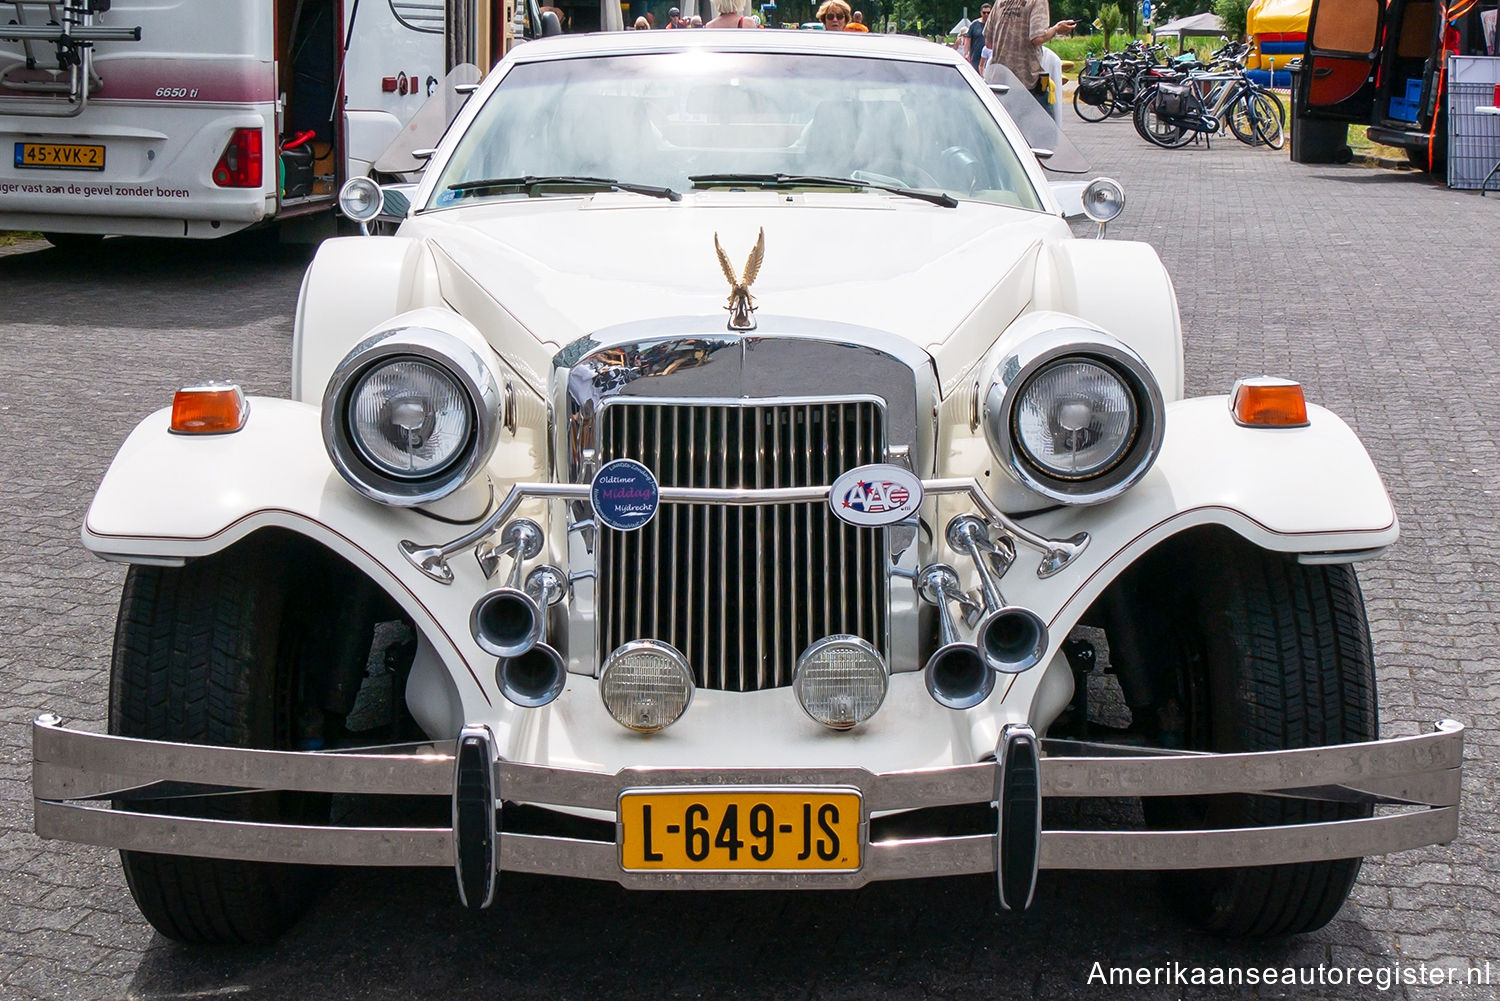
591, 458, 661, 531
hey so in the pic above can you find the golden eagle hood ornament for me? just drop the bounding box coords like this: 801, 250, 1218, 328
715, 228, 764, 331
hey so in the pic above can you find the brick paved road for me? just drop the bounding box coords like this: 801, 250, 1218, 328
3, 117, 1499, 1001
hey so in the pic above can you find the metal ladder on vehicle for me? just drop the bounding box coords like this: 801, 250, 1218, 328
0, 0, 140, 117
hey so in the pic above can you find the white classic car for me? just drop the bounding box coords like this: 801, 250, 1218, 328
34, 30, 1461, 945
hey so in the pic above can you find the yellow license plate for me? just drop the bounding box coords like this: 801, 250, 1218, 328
619, 788, 862, 872
14, 142, 105, 171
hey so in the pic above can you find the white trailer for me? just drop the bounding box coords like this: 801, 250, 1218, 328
0, 0, 445, 244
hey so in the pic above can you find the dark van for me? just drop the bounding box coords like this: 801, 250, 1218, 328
1293, 0, 1498, 169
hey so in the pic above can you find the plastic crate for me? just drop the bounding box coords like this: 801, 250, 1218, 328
1447, 81, 1500, 189
1389, 96, 1419, 122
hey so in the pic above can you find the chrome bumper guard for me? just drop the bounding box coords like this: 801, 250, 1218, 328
33, 716, 1463, 905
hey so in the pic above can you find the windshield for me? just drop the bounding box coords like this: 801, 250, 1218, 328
426, 51, 1044, 211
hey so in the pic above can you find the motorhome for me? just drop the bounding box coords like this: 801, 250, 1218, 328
0, 1, 447, 245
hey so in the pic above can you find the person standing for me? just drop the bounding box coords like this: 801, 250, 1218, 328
963, 5, 990, 71
815, 0, 851, 28
984, 0, 1073, 108
705, 0, 757, 26
664, 6, 688, 27
845, 10, 870, 30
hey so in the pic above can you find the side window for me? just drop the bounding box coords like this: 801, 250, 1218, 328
1396, 2, 1435, 58
390, 0, 445, 33
1312, 0, 1381, 52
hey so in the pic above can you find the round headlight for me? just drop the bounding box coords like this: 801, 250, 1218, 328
600, 640, 695, 733
349, 358, 472, 479
339, 176, 383, 223
1013, 358, 1137, 479
793, 635, 888, 730
982, 328, 1164, 505
1080, 176, 1125, 224
323, 326, 503, 506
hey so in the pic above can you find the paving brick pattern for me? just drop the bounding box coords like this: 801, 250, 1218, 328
2, 117, 1498, 1000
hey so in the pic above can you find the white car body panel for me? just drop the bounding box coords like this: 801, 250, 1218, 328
82, 392, 1395, 765
36, 31, 1468, 920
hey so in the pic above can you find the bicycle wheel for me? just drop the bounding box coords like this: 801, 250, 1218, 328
1134, 88, 1192, 148
1229, 91, 1285, 149
1227, 93, 1264, 146
1254, 91, 1286, 149
1073, 86, 1113, 122
1107, 71, 1138, 116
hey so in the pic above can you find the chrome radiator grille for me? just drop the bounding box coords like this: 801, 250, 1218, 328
597, 401, 888, 692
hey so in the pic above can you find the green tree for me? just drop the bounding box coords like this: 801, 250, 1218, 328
1211, 0, 1251, 39
1096, 1, 1122, 50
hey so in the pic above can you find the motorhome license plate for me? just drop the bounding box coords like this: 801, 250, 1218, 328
14, 142, 105, 171
618, 788, 861, 872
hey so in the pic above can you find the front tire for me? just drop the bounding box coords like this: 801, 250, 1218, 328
110, 538, 329, 944
1150, 538, 1377, 937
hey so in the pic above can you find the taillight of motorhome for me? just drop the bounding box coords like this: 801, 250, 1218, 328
213, 128, 263, 188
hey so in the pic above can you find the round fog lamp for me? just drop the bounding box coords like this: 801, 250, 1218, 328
339, 176, 383, 223
600, 641, 695, 733
793, 635, 888, 730
1080, 176, 1125, 224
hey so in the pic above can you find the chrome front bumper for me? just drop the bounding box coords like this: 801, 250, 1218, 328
33, 715, 1463, 907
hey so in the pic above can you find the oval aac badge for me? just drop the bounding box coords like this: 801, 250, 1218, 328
591, 458, 660, 532
829, 464, 924, 527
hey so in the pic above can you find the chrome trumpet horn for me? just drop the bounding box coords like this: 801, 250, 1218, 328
917, 564, 994, 710
470, 520, 546, 658
495, 566, 568, 708
946, 516, 1049, 676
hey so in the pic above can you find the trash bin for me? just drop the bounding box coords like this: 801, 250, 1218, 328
1288, 60, 1354, 164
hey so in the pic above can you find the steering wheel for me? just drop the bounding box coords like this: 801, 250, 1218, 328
854, 157, 941, 190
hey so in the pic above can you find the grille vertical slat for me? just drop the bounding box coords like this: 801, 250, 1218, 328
599, 400, 886, 692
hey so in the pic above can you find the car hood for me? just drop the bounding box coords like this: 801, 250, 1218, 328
408, 191, 1068, 388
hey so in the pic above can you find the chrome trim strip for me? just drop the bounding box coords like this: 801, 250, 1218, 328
34, 718, 1463, 882
38, 717, 1461, 810
32, 719, 454, 801
35, 798, 1457, 881
1040, 809, 1460, 870
400, 477, 1090, 583
34, 799, 454, 866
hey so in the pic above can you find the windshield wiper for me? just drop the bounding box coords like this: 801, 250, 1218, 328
689, 172, 957, 208
446, 175, 681, 202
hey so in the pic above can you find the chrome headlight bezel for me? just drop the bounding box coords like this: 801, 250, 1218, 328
981, 328, 1165, 505
322, 326, 502, 506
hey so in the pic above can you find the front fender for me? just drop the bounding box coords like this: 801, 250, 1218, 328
82, 399, 498, 717
980, 394, 1396, 741
999, 395, 1395, 615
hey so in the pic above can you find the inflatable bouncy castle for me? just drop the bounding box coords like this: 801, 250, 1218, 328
1246, 0, 1311, 88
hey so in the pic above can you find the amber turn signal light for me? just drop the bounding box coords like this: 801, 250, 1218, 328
170, 383, 249, 434
1230, 377, 1309, 428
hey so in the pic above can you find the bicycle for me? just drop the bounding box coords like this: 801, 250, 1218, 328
1133, 63, 1285, 150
